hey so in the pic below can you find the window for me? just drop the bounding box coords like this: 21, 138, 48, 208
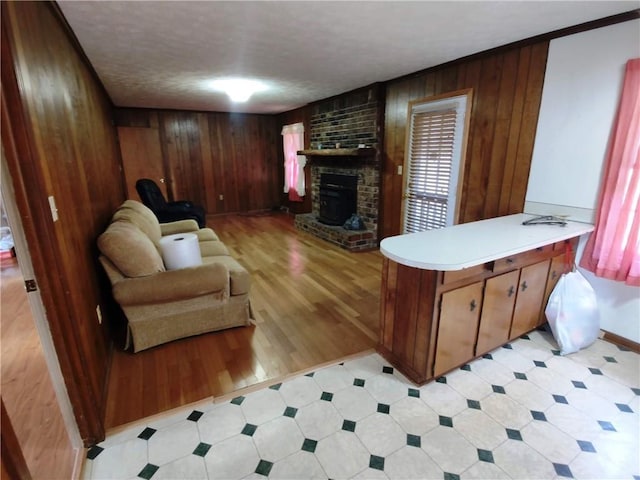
282, 123, 305, 201
401, 89, 473, 234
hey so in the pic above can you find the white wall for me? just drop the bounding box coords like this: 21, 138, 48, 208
525, 19, 640, 343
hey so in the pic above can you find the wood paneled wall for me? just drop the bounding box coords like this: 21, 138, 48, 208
2, 2, 124, 444
115, 109, 282, 215
381, 42, 549, 238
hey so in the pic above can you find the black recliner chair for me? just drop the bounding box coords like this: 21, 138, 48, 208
135, 178, 207, 228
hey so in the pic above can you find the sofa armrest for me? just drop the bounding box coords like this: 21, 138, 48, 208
112, 262, 229, 305
160, 219, 200, 235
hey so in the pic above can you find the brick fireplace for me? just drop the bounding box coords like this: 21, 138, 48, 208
294, 86, 381, 251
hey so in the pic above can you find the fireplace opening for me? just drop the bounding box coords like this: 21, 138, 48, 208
318, 173, 357, 226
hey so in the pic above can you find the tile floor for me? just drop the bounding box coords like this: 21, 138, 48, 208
82, 330, 639, 479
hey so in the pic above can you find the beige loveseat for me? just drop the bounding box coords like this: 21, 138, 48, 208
97, 200, 252, 352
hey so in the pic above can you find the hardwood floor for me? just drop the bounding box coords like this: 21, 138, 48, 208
104, 212, 383, 429
0, 254, 76, 478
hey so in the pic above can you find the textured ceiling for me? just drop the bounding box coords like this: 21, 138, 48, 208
57, 1, 639, 114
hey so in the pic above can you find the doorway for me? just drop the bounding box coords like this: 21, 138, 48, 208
1, 151, 82, 477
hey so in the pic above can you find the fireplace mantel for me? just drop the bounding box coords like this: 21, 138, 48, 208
297, 147, 376, 157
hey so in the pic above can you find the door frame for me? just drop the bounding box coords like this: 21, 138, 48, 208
1, 149, 83, 454
400, 88, 473, 233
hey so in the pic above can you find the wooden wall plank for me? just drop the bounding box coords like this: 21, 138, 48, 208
457, 58, 484, 223
476, 55, 504, 221
198, 113, 217, 210
490, 49, 520, 216
500, 46, 531, 217
510, 42, 549, 213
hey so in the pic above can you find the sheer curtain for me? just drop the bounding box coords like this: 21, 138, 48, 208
282, 123, 306, 202
580, 58, 640, 286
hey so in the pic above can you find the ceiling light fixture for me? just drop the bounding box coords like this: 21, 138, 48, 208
209, 78, 268, 103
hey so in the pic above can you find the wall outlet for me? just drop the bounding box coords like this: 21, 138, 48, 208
96, 305, 102, 325
397, 165, 403, 175
219, 194, 224, 200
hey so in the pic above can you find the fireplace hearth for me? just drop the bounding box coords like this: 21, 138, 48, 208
294, 163, 379, 252
293, 86, 381, 251
318, 173, 357, 226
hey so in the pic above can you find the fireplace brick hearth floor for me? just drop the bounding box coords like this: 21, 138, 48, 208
82, 330, 639, 479
295, 213, 377, 251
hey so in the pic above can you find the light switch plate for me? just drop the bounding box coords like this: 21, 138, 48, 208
48, 195, 59, 222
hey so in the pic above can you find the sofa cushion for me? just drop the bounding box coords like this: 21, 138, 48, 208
112, 200, 162, 244
200, 240, 230, 257
202, 255, 250, 295
98, 220, 165, 277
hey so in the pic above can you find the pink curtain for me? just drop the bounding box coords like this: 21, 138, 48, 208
580, 58, 640, 286
282, 123, 306, 202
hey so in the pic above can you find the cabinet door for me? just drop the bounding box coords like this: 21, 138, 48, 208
510, 260, 550, 339
476, 270, 519, 355
538, 254, 567, 326
434, 282, 483, 377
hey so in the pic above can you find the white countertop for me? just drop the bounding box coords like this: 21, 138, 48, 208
380, 214, 594, 271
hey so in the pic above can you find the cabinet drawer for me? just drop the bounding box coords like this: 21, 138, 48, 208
492, 244, 553, 273
442, 263, 488, 285
553, 237, 578, 252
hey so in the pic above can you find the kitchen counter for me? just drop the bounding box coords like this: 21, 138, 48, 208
380, 213, 594, 271
378, 213, 593, 384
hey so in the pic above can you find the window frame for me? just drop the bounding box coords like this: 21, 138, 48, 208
400, 88, 473, 234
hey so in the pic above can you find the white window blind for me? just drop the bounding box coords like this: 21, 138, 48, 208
402, 92, 470, 234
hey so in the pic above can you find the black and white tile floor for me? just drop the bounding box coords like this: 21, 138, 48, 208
82, 330, 639, 479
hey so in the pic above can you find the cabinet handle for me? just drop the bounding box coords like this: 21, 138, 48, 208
521, 281, 528, 292
508, 286, 515, 297
470, 299, 477, 311
506, 258, 514, 264
551, 270, 557, 279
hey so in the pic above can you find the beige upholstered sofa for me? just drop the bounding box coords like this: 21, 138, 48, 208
97, 200, 252, 352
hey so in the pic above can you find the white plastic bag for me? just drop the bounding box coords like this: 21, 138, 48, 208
545, 270, 600, 355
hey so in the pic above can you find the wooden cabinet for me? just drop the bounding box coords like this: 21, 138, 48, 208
476, 270, 519, 355
509, 260, 551, 338
434, 282, 484, 377
539, 254, 567, 326
378, 238, 578, 385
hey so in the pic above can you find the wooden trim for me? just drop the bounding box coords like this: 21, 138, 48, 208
297, 147, 376, 157
1, 398, 32, 480
601, 330, 640, 354
72, 449, 86, 480
392, 10, 639, 85
374, 82, 387, 243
